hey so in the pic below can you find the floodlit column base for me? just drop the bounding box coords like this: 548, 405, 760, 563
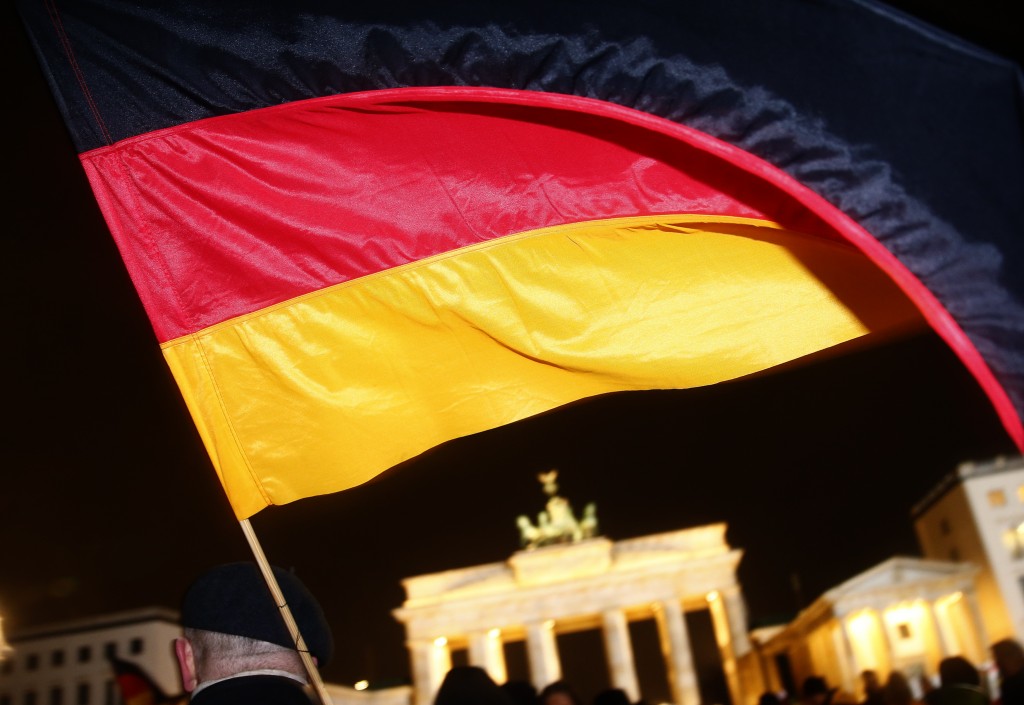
656, 599, 700, 705
601, 609, 640, 702
469, 629, 508, 684
963, 590, 990, 664
526, 621, 561, 691
409, 641, 431, 705
875, 609, 895, 673
722, 585, 751, 657
928, 600, 951, 658
838, 616, 860, 696
409, 639, 452, 705
709, 591, 744, 705
831, 619, 855, 695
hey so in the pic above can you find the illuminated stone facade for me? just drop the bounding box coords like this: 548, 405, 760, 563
0, 619, 11, 662
0, 608, 182, 705
393, 523, 750, 705
912, 454, 1024, 643
753, 557, 985, 701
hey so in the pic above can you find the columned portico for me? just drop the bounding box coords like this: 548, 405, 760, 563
393, 524, 748, 705
760, 557, 986, 700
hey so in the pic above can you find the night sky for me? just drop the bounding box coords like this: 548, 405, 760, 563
3, 1, 1021, 698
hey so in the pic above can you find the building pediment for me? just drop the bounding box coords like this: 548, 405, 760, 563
824, 556, 977, 607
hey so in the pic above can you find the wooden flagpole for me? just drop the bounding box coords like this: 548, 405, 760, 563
240, 519, 335, 705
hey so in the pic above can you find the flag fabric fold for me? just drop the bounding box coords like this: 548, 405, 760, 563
109, 656, 186, 705
16, 0, 1024, 517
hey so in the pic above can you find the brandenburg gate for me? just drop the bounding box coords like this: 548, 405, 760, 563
392, 472, 752, 705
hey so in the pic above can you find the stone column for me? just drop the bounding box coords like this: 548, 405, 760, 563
655, 599, 700, 705
926, 600, 951, 659
874, 607, 895, 674
409, 639, 452, 705
526, 621, 561, 691
469, 629, 508, 685
601, 609, 640, 702
831, 619, 855, 695
838, 616, 862, 694
963, 589, 990, 664
709, 592, 744, 705
721, 585, 752, 657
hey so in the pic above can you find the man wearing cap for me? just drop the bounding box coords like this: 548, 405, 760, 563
174, 562, 334, 705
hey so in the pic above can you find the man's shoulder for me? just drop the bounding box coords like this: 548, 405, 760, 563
192, 674, 316, 705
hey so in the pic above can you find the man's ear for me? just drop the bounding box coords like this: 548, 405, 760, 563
174, 637, 198, 693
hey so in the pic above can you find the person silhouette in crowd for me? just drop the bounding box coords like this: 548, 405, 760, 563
502, 680, 540, 705
862, 671, 886, 705
760, 691, 786, 705
801, 676, 837, 705
174, 562, 333, 705
592, 688, 631, 705
540, 680, 585, 705
924, 656, 990, 705
883, 670, 922, 705
433, 666, 516, 705
992, 638, 1024, 705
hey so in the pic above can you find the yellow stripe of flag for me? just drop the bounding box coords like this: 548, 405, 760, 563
162, 216, 923, 518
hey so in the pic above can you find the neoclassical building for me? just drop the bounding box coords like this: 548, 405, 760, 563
751, 557, 987, 700
912, 454, 1024, 644
750, 455, 1024, 703
392, 515, 752, 705
0, 608, 182, 705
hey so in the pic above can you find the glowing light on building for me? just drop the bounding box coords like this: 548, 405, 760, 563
846, 610, 874, 640
884, 601, 926, 635
354, 680, 369, 691
1001, 522, 1024, 559
0, 617, 11, 661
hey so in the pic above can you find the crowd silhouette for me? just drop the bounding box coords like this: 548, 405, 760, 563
750, 640, 1024, 705
432, 638, 1024, 705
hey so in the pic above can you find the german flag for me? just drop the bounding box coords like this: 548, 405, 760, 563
109, 657, 185, 705
16, 0, 1024, 518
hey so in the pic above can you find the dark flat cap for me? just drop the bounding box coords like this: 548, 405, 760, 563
181, 562, 333, 667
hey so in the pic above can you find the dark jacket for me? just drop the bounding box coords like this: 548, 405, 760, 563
1001, 670, 1024, 705
924, 685, 990, 705
191, 675, 316, 705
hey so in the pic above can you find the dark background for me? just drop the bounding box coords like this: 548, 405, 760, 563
3, 1, 1021, 701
